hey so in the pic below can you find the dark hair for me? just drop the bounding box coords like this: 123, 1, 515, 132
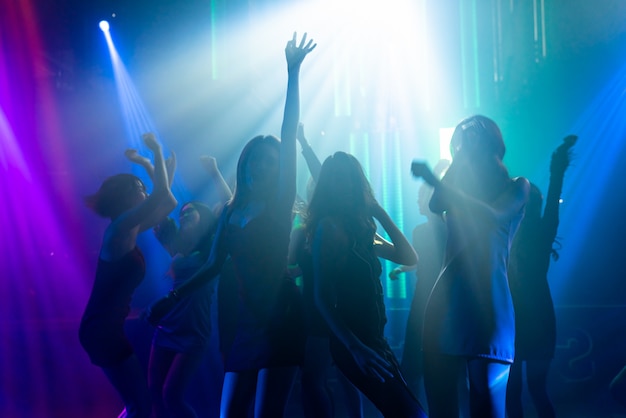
84, 173, 144, 218
228, 135, 281, 212
450, 115, 505, 160
449, 115, 510, 202
305, 152, 376, 244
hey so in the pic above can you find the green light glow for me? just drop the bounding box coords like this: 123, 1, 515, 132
379, 131, 406, 299
392, 131, 406, 298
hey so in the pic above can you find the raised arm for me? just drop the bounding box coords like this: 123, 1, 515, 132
114, 133, 177, 235
125, 148, 176, 188
312, 218, 394, 382
412, 161, 530, 224
543, 135, 576, 241
371, 202, 418, 266
278, 33, 316, 216
200, 155, 233, 205
297, 122, 322, 182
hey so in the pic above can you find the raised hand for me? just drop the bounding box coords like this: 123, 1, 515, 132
296, 122, 308, 147
165, 150, 177, 183
411, 161, 439, 187
125, 148, 155, 180
199, 155, 218, 174
551, 134, 577, 174
125, 148, 151, 166
142, 132, 161, 151
285, 32, 316, 70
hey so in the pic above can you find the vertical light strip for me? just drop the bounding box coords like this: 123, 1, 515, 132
532, 0, 539, 42
492, 0, 503, 83
379, 131, 395, 298
392, 131, 406, 298
540, 0, 547, 57
345, 63, 352, 117
210, 0, 218, 80
418, 0, 431, 110
392, 131, 404, 235
333, 46, 341, 116
379, 132, 389, 233
459, 0, 469, 109
470, 0, 480, 107
362, 132, 370, 179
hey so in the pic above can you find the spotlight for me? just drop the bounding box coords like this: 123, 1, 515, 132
99, 20, 110, 32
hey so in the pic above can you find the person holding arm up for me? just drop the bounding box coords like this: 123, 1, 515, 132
289, 124, 365, 418
147, 33, 316, 418
412, 115, 529, 418
126, 152, 232, 418
506, 135, 577, 418
304, 151, 427, 418
79, 133, 177, 418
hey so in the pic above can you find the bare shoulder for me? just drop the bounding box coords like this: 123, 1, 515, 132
508, 177, 531, 208
511, 176, 530, 193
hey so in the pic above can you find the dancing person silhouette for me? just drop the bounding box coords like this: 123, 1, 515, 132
506, 135, 577, 418
79, 133, 177, 418
412, 115, 529, 418
128, 153, 231, 418
305, 151, 427, 418
146, 33, 316, 418
289, 122, 365, 418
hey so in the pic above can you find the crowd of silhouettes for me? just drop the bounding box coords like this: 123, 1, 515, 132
79, 33, 586, 418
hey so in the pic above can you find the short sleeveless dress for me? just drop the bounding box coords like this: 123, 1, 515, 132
222, 212, 305, 371
79, 247, 145, 367
422, 204, 524, 363
304, 227, 427, 418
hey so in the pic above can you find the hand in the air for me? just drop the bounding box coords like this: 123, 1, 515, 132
411, 161, 439, 187
142, 132, 161, 151
200, 155, 218, 174
551, 134, 577, 174
285, 32, 316, 70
